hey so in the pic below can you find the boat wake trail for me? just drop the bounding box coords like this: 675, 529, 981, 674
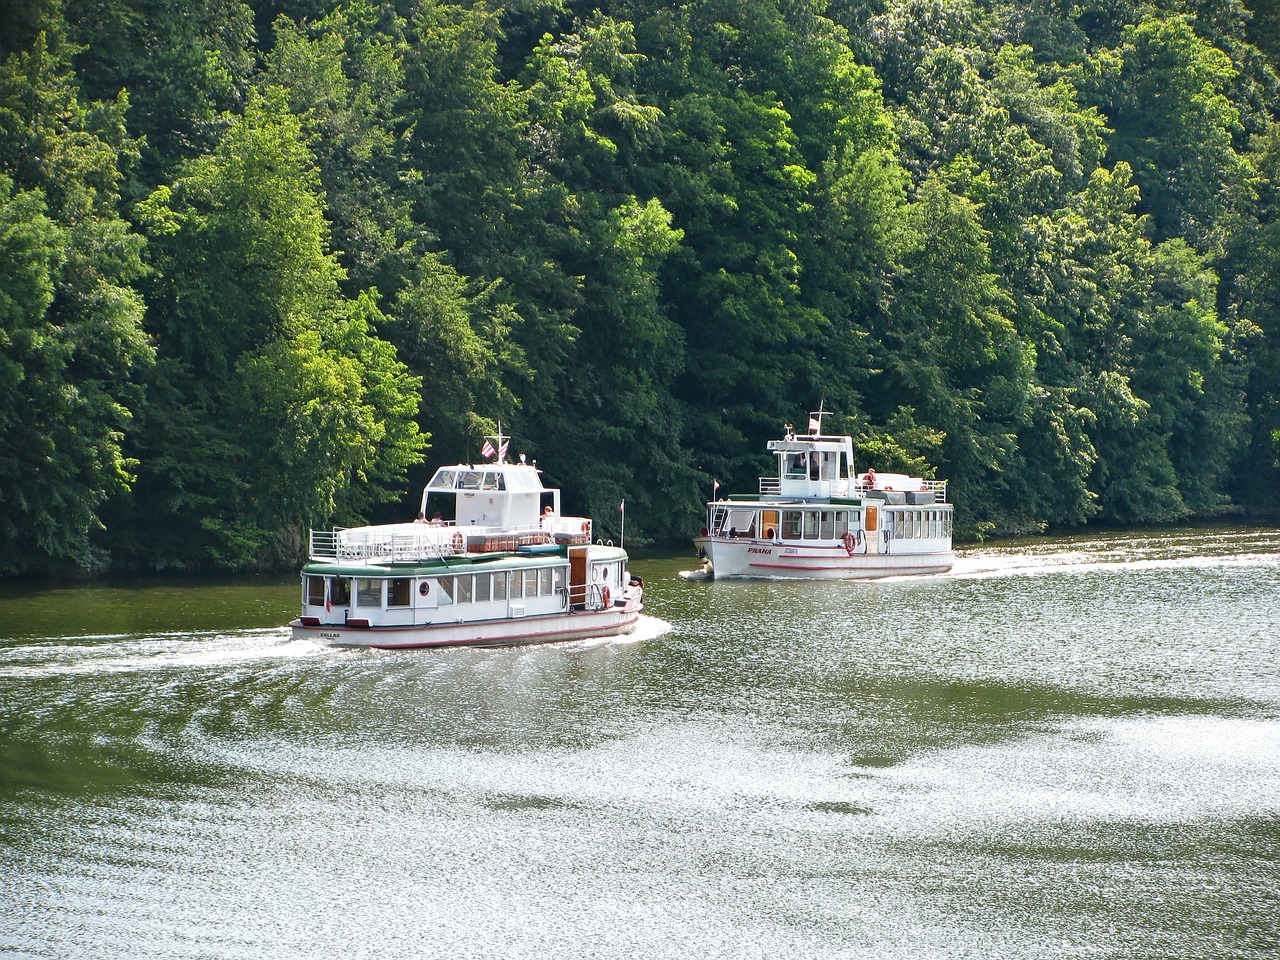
0, 628, 328, 679
948, 529, 1280, 581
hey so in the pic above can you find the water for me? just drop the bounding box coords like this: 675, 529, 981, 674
1, 528, 1278, 959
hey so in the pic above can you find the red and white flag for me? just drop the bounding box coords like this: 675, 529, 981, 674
324, 578, 332, 612
808, 416, 820, 432
498, 440, 509, 461
619, 499, 625, 514
481, 439, 496, 459
713, 479, 720, 494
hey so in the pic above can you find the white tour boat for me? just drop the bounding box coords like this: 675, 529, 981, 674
291, 430, 643, 648
692, 410, 954, 579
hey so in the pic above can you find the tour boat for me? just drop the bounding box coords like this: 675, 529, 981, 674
691, 410, 954, 579
291, 429, 643, 648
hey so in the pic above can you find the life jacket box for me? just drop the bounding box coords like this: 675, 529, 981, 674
907, 490, 935, 504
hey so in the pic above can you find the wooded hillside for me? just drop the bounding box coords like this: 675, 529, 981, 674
3, 0, 1278, 574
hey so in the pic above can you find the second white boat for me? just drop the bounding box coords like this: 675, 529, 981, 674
692, 411, 954, 580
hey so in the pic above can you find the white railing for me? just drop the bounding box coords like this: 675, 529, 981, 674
309, 528, 459, 563
759, 477, 781, 495
923, 480, 948, 502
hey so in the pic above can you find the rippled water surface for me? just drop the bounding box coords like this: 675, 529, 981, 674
2, 528, 1278, 959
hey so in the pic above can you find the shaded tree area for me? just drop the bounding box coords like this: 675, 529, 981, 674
1, 0, 1278, 575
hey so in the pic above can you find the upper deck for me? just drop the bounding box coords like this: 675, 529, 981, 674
733, 415, 949, 505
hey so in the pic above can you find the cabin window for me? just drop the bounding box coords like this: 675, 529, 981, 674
835, 511, 849, 536
894, 512, 906, 539
782, 511, 802, 539
945, 512, 953, 537
524, 569, 539, 597
539, 567, 553, 594
493, 571, 508, 601
438, 576, 455, 604
457, 575, 473, 603
724, 508, 756, 537
357, 578, 382, 608
388, 579, 411, 607
820, 511, 835, 539
784, 453, 808, 479
552, 567, 565, 594
431, 469, 458, 489
803, 511, 820, 539
475, 573, 492, 603
306, 576, 325, 606
330, 577, 351, 606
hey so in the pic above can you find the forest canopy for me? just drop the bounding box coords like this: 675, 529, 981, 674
2, 0, 1279, 575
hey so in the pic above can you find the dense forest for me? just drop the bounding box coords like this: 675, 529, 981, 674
2, 0, 1279, 575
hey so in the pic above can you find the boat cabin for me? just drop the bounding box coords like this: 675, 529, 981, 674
297, 545, 630, 631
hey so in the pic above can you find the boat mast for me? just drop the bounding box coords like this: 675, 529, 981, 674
809, 400, 828, 436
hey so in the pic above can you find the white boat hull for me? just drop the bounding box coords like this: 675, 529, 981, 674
694, 536, 952, 580
291, 597, 642, 649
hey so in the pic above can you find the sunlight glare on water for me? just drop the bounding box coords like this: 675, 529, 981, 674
1, 527, 1278, 959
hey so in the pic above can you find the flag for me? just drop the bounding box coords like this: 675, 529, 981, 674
325, 578, 331, 612
481, 439, 496, 459
713, 479, 720, 494
619, 499, 625, 513
498, 440, 509, 461
808, 416, 820, 432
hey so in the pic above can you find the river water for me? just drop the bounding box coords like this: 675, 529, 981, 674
1, 527, 1277, 959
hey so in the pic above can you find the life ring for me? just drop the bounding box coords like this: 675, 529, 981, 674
601, 586, 611, 608
581, 521, 590, 534
451, 531, 464, 550
843, 531, 856, 556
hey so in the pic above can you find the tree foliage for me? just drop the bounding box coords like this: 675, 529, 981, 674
1, 0, 1278, 575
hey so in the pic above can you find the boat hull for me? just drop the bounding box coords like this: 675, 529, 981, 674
291, 601, 642, 650
694, 536, 952, 580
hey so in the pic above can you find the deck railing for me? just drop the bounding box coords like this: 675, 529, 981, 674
309, 528, 458, 563
308, 514, 598, 563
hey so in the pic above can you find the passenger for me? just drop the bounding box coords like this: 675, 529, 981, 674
429, 512, 445, 526
861, 467, 877, 487
414, 512, 428, 524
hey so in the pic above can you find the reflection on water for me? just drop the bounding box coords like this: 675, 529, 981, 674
1, 527, 1278, 959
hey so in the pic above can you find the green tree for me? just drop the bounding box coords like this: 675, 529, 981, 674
0, 28, 152, 574
128, 90, 423, 568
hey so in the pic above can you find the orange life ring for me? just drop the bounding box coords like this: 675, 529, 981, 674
581, 520, 590, 534
843, 531, 856, 555
451, 531, 464, 550
601, 586, 612, 607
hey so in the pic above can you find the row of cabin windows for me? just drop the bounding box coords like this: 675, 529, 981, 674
892, 510, 952, 539
780, 509, 858, 540
306, 567, 568, 609
712, 506, 952, 541
716, 508, 859, 540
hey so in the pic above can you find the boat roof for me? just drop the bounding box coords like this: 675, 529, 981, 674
425, 461, 545, 493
